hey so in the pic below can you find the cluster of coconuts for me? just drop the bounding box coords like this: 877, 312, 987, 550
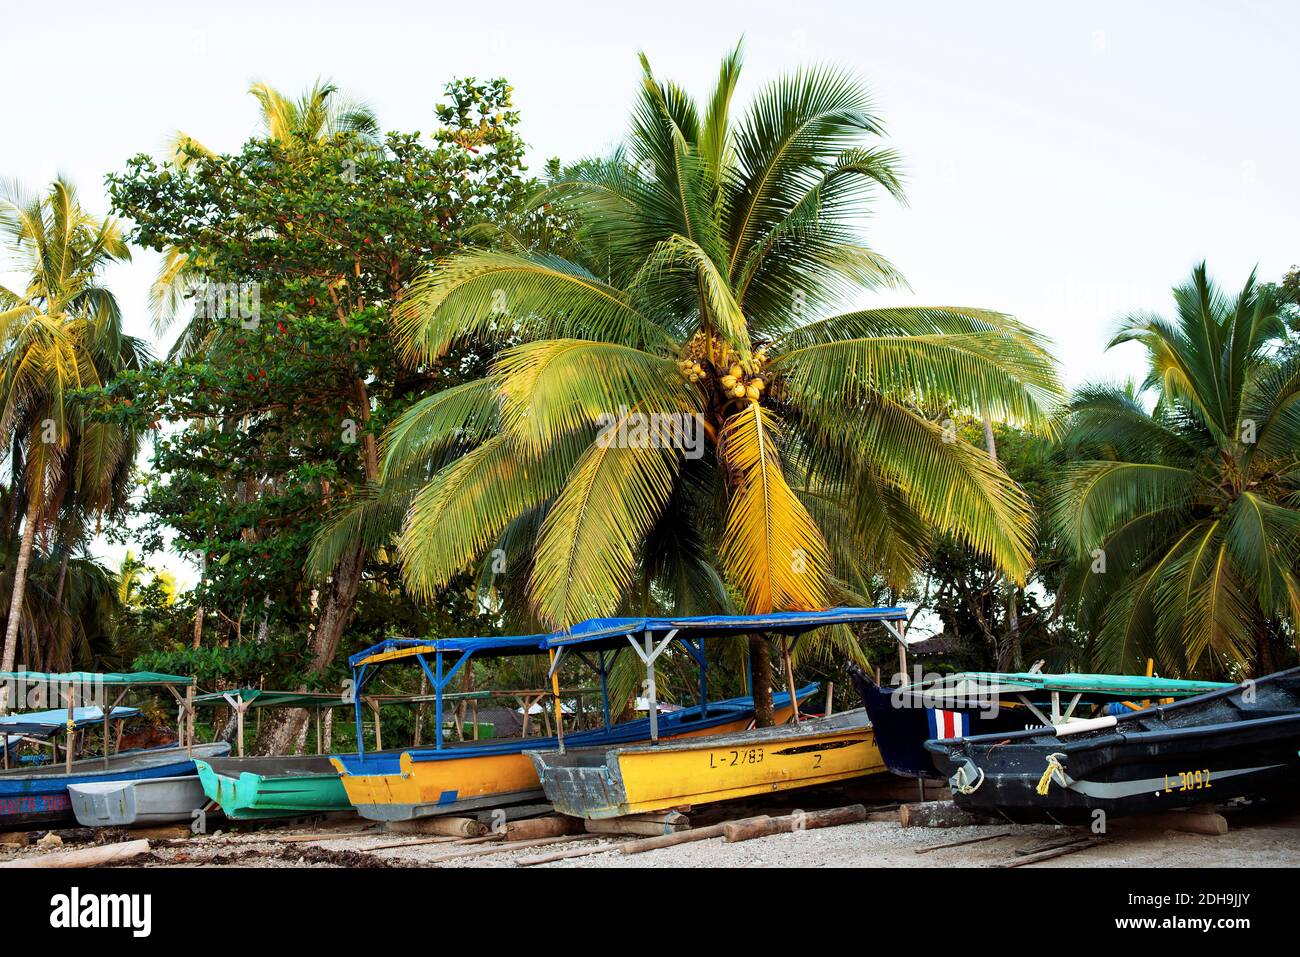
676, 339, 770, 403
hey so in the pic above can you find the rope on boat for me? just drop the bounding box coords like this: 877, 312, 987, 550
952, 758, 985, 794
1035, 752, 1068, 795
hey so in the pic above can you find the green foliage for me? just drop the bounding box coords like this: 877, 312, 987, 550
1055, 264, 1300, 678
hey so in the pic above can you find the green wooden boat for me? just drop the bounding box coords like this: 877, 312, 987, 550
194, 755, 351, 819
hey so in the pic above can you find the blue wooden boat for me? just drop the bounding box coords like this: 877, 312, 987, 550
850, 665, 1229, 779
925, 667, 1300, 823
0, 742, 229, 829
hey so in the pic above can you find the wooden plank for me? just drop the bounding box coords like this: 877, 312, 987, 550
619, 823, 728, 855
411, 834, 589, 864
914, 829, 1015, 854
517, 842, 624, 866
994, 838, 1106, 868
0, 839, 151, 869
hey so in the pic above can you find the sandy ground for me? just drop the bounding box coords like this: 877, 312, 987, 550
4, 802, 1298, 868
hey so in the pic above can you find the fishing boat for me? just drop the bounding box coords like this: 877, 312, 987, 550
68, 775, 211, 827
189, 688, 360, 820
0, 705, 142, 769
925, 666, 1300, 823
194, 755, 350, 820
0, 742, 230, 828
331, 631, 812, 821
528, 608, 907, 819
531, 709, 882, 818
851, 666, 1230, 779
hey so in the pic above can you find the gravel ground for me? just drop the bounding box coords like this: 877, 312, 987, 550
4, 808, 1298, 868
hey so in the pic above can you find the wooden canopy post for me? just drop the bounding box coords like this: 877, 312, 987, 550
315, 708, 323, 755
549, 650, 565, 754
102, 706, 111, 769
237, 699, 246, 757
65, 685, 75, 772
185, 684, 195, 756
367, 697, 383, 752
781, 636, 801, 724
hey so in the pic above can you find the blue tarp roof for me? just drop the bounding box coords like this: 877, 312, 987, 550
0, 705, 142, 737
349, 633, 550, 668
349, 607, 907, 669
547, 607, 909, 651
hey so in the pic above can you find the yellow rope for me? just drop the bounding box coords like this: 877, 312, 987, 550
1035, 752, 1068, 795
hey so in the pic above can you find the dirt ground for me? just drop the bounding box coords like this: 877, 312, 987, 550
4, 800, 1298, 868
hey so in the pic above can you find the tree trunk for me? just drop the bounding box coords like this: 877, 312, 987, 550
0, 493, 41, 713
982, 413, 1023, 672
252, 540, 366, 753
748, 634, 775, 727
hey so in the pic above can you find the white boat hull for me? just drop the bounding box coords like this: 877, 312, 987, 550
69, 775, 210, 827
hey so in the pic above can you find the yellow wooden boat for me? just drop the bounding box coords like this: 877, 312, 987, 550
527, 708, 884, 818
331, 693, 803, 821
334, 608, 908, 821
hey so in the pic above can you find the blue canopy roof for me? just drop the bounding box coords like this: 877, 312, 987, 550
349, 633, 550, 669
350, 608, 907, 668
0, 705, 142, 737
547, 606, 908, 651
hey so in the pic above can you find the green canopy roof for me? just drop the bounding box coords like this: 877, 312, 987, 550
192, 689, 351, 709
0, 670, 193, 687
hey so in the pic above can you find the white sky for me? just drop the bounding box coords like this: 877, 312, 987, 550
4, 0, 1297, 584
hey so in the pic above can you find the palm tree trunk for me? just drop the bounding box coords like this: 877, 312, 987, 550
0, 493, 41, 711
982, 413, 1023, 671
748, 634, 774, 727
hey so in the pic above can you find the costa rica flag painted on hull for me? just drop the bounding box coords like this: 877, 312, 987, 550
927, 708, 968, 740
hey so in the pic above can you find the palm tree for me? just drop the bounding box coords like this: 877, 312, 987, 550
1054, 263, 1300, 677
152, 79, 380, 355
328, 45, 1061, 717
0, 178, 146, 702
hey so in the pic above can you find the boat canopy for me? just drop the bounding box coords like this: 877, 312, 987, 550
0, 706, 141, 737
0, 670, 193, 687
193, 688, 355, 710
349, 633, 550, 669
348, 606, 911, 756
900, 671, 1231, 698
546, 606, 909, 652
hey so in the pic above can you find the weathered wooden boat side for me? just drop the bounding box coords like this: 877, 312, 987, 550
68, 775, 209, 827
0, 742, 230, 829
332, 689, 809, 821
528, 708, 886, 819
194, 755, 351, 820
925, 666, 1300, 823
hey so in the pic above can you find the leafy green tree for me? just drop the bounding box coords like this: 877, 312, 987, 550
376, 45, 1062, 721
1055, 263, 1300, 677
0, 178, 147, 703
104, 78, 531, 749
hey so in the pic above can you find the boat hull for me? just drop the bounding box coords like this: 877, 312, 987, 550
0, 742, 231, 830
195, 755, 351, 820
529, 708, 886, 819
68, 775, 209, 827
926, 668, 1300, 823
332, 689, 810, 821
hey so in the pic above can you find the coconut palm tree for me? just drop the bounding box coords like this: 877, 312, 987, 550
0, 178, 147, 701
152, 79, 380, 355
1054, 263, 1300, 677
323, 45, 1061, 717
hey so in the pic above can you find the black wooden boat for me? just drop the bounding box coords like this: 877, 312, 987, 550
925, 666, 1300, 823
849, 665, 1228, 780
